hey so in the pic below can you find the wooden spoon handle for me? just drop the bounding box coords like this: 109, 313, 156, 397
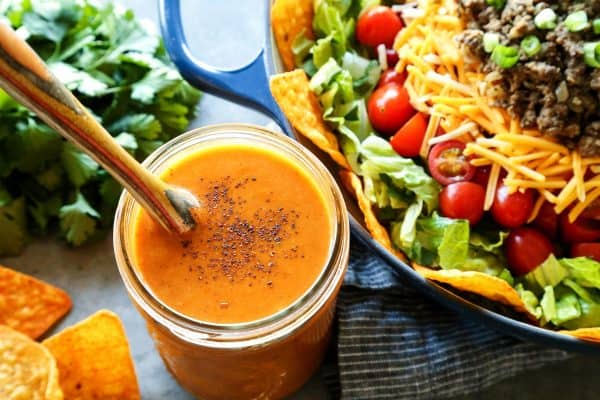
0, 23, 194, 234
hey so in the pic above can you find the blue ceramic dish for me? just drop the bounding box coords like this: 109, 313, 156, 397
158, 0, 600, 353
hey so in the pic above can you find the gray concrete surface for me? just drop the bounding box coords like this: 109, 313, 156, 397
1, 1, 599, 399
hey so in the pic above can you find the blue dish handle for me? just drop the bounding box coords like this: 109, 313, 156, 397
158, 0, 293, 136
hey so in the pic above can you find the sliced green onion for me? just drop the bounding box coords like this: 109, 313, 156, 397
486, 0, 506, 9
534, 8, 557, 30
483, 32, 500, 53
520, 35, 541, 56
584, 41, 600, 68
564, 10, 588, 32
593, 18, 600, 34
491, 45, 519, 68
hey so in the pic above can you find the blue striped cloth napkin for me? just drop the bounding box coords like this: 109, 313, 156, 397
323, 239, 570, 399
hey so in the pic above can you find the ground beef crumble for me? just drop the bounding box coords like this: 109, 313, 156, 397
457, 0, 600, 156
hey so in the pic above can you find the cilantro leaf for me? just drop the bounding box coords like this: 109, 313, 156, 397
48, 62, 109, 97
0, 0, 201, 253
114, 132, 138, 154
132, 67, 180, 104
22, 11, 68, 43
6, 119, 62, 173
0, 196, 28, 256
137, 139, 163, 159
60, 142, 99, 187
98, 174, 123, 227
108, 114, 161, 140
28, 194, 61, 234
35, 162, 64, 191
59, 192, 100, 246
0, 185, 12, 206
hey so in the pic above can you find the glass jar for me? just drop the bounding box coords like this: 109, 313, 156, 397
113, 124, 350, 399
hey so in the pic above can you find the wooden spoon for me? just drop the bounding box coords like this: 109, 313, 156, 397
0, 23, 199, 235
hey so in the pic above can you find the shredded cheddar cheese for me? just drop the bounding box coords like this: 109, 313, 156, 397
394, 0, 600, 221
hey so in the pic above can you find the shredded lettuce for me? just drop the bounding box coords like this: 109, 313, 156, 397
562, 299, 600, 329
312, 0, 354, 63
532, 285, 583, 327
300, 0, 383, 176
553, 291, 582, 326
392, 213, 456, 267
563, 278, 599, 303
438, 219, 469, 270
560, 257, 600, 289
516, 257, 600, 328
515, 283, 543, 319
291, 29, 315, 67
524, 254, 569, 292
392, 212, 508, 276
397, 200, 423, 250
360, 136, 440, 212
540, 286, 557, 322
310, 58, 343, 94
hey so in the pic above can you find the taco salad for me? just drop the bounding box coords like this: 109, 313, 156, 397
271, 0, 600, 340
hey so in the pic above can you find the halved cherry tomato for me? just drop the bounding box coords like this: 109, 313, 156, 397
505, 227, 554, 276
439, 182, 486, 225
560, 214, 600, 243
427, 140, 475, 186
570, 243, 600, 262
490, 184, 534, 228
356, 6, 404, 47
367, 83, 415, 135
386, 48, 399, 68
390, 113, 428, 157
532, 201, 559, 239
378, 69, 407, 88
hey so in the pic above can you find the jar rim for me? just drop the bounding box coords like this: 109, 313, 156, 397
113, 123, 349, 349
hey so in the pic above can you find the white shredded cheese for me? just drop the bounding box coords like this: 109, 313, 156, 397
422, 54, 441, 64
401, 7, 425, 20
428, 122, 478, 145
425, 70, 476, 96
391, 2, 418, 12
377, 44, 388, 70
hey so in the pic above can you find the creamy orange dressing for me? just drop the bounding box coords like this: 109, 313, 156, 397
132, 143, 332, 324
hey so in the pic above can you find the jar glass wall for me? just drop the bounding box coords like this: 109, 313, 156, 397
113, 124, 350, 399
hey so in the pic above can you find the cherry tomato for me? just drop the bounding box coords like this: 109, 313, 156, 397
356, 6, 404, 47
580, 199, 600, 220
472, 165, 491, 187
378, 69, 407, 88
505, 227, 554, 276
570, 243, 600, 262
532, 201, 559, 239
367, 83, 415, 135
390, 113, 428, 158
439, 182, 486, 225
386, 48, 399, 68
427, 141, 475, 186
560, 214, 600, 243
490, 184, 534, 228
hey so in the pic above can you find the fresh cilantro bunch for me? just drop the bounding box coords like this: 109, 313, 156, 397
0, 0, 201, 255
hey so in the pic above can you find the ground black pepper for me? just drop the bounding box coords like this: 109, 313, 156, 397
179, 176, 302, 287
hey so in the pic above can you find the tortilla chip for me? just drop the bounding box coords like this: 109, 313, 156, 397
0, 265, 72, 339
270, 70, 351, 170
560, 328, 600, 342
339, 170, 406, 258
43, 310, 140, 400
0, 325, 63, 400
413, 264, 537, 322
271, 0, 314, 71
